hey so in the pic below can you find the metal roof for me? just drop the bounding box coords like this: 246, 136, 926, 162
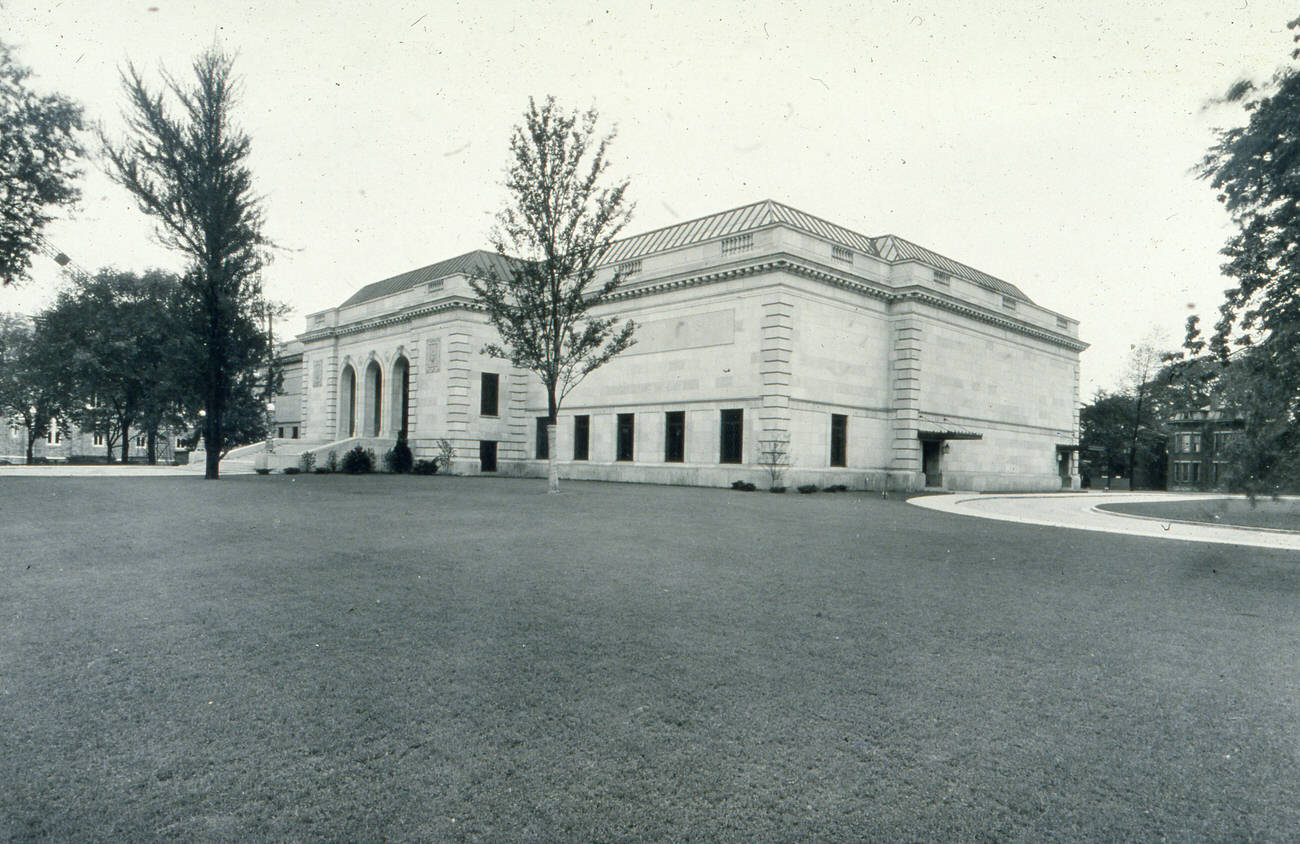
599, 199, 882, 266
336, 202, 1034, 309
599, 199, 1032, 303
339, 250, 521, 308
871, 234, 1030, 302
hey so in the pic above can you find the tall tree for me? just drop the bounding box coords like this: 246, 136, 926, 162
468, 97, 636, 493
102, 47, 270, 479
1197, 16, 1300, 490
0, 42, 84, 287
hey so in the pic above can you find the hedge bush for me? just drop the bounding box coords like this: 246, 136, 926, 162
341, 445, 374, 474
384, 431, 414, 473
797, 484, 819, 494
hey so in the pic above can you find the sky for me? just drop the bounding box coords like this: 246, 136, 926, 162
4, 0, 1297, 397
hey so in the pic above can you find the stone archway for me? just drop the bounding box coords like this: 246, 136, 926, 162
361, 359, 383, 437
391, 355, 410, 436
338, 364, 357, 438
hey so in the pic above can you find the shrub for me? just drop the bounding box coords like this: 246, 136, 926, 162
731, 480, 756, 491
299, 451, 316, 473
436, 438, 455, 472
325, 450, 339, 473
770, 485, 787, 493
255, 467, 271, 475
282, 466, 300, 475
797, 484, 819, 494
412, 458, 440, 475
384, 430, 414, 473
824, 484, 848, 493
341, 445, 373, 474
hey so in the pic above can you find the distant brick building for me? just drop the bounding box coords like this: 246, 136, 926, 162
1166, 409, 1243, 491
273, 200, 1087, 491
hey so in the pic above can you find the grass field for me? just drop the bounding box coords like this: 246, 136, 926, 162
2, 474, 1298, 840
1101, 496, 1300, 533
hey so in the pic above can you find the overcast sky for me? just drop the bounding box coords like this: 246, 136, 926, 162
5, 0, 1297, 397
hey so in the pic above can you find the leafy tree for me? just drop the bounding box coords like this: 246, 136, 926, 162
102, 47, 270, 479
0, 313, 65, 462
1197, 16, 1300, 490
468, 97, 636, 493
35, 269, 187, 463
1079, 388, 1168, 489
0, 42, 84, 287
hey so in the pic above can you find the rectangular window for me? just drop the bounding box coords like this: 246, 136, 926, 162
480, 372, 499, 417
616, 413, 635, 462
933, 270, 951, 286
1213, 431, 1234, 453
136, 434, 146, 447
278, 427, 285, 439
536, 416, 551, 459
720, 409, 744, 464
292, 426, 299, 439
1191, 462, 1201, 483
664, 411, 685, 463
831, 245, 853, 263
1189, 433, 1202, 453
1002, 296, 1017, 311
573, 415, 589, 461
617, 259, 642, 276
830, 414, 847, 467
479, 440, 497, 472
93, 432, 103, 446
1056, 316, 1069, 330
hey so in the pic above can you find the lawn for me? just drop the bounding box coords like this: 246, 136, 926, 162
1100, 496, 1300, 533
2, 474, 1298, 840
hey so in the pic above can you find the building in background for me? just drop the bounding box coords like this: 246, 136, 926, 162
272, 200, 1087, 491
1166, 409, 1243, 491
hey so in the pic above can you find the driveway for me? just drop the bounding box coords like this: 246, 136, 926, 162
909, 491, 1300, 552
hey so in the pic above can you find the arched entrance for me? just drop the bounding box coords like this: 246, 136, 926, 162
362, 360, 382, 437
390, 356, 410, 436
338, 364, 357, 438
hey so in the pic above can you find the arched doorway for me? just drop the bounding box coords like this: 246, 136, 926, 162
362, 360, 382, 437
338, 364, 357, 438
390, 356, 410, 436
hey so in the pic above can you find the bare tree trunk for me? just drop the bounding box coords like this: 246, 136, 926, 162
146, 427, 157, 465
120, 421, 130, 464
546, 388, 559, 494
547, 423, 559, 494
25, 428, 35, 464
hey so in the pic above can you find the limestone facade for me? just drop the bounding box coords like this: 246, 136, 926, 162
286, 201, 1086, 491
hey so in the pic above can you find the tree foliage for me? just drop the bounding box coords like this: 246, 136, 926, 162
35, 269, 188, 463
1196, 17, 1300, 490
102, 47, 270, 478
0, 313, 65, 462
0, 42, 84, 287
468, 97, 636, 493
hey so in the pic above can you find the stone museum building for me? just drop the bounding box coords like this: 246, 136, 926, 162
276, 200, 1086, 491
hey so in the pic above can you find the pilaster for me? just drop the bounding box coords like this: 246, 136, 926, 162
890, 312, 924, 473
760, 297, 794, 443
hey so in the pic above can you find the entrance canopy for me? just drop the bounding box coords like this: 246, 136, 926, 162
916, 414, 982, 441
916, 426, 982, 441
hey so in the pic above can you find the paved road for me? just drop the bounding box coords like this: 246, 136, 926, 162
910, 491, 1300, 551
0, 458, 256, 478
